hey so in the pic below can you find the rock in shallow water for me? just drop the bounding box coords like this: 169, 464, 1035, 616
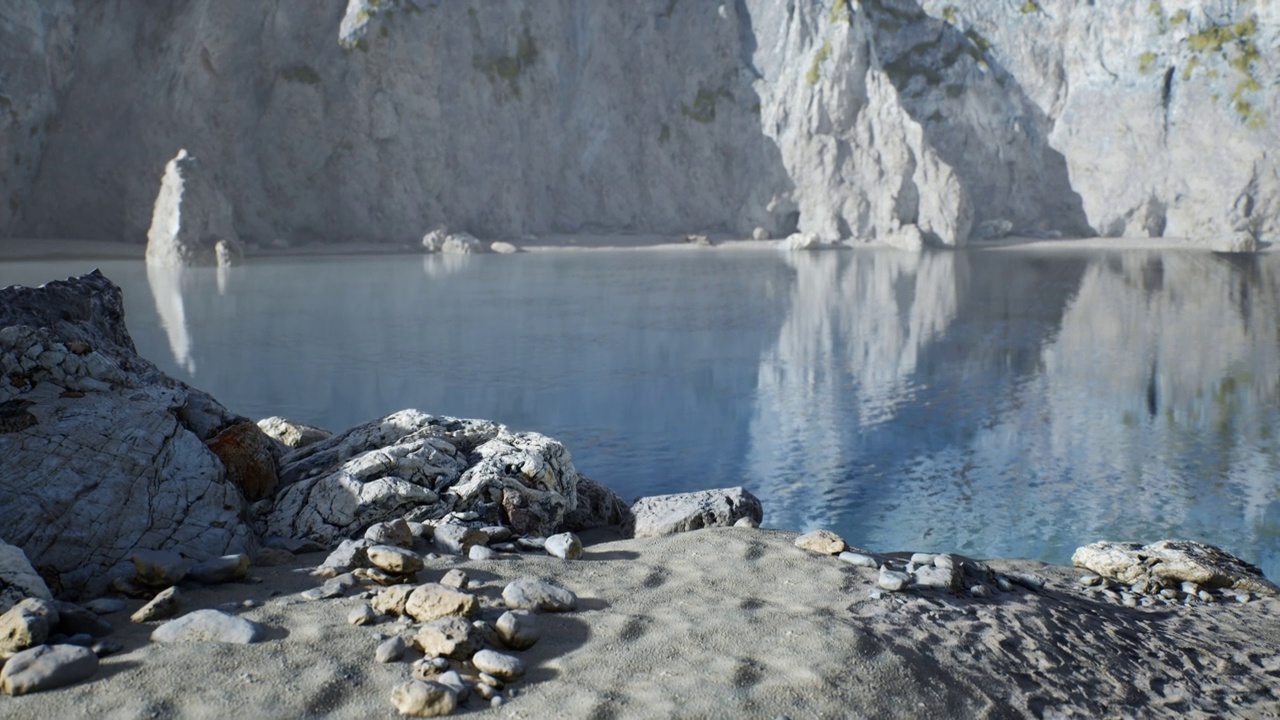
150, 609, 265, 644
0, 643, 98, 695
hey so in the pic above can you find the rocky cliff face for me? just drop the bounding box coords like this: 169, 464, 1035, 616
1, 0, 1275, 247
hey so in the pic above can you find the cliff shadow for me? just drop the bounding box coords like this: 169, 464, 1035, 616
860, 0, 1093, 238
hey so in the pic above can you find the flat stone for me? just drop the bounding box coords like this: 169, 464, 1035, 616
913, 564, 962, 592
910, 553, 936, 566
795, 530, 846, 555
131, 586, 180, 623
131, 549, 190, 587
878, 568, 912, 593
187, 554, 250, 585
404, 584, 479, 623
390, 680, 457, 718
515, 537, 546, 551
367, 545, 425, 575
376, 635, 406, 663
838, 552, 878, 568
83, 598, 126, 615
413, 616, 480, 660
256, 416, 331, 449
495, 610, 540, 650
0, 644, 98, 695
502, 578, 576, 612
545, 532, 583, 560
150, 609, 265, 644
1072, 540, 1278, 594
471, 649, 525, 681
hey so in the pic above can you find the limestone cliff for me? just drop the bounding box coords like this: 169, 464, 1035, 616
1, 0, 1275, 247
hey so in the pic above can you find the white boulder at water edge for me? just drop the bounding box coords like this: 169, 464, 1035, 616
1, 1, 1276, 250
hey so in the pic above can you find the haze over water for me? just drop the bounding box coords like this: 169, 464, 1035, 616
5, 249, 1279, 578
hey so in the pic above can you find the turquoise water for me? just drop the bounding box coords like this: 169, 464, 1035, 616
5, 249, 1280, 577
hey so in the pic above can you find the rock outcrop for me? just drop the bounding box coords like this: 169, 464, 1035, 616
1072, 540, 1279, 595
267, 410, 582, 545
8, 1, 1272, 247
145, 149, 240, 267
0, 272, 259, 597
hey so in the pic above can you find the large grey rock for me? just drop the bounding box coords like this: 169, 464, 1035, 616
0, 644, 98, 696
625, 487, 764, 539
145, 148, 239, 267
0, 273, 253, 599
150, 609, 266, 644
0, 540, 52, 615
131, 549, 190, 588
1072, 540, 1278, 595
187, 554, 250, 585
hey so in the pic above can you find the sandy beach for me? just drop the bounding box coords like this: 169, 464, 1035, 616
3, 528, 1278, 719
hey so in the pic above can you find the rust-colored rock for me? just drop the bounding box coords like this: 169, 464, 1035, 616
206, 421, 279, 501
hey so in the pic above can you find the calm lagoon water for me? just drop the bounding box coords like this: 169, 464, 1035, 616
5, 249, 1280, 578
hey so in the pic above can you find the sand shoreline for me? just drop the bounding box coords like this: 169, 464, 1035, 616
4, 527, 1278, 719
0, 233, 1270, 264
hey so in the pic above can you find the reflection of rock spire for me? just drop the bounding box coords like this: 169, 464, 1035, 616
747, 250, 960, 530
144, 263, 195, 374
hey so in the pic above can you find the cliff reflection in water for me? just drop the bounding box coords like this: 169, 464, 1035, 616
751, 250, 1280, 575
11, 248, 1273, 578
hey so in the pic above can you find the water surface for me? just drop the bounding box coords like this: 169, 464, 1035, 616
4, 249, 1279, 578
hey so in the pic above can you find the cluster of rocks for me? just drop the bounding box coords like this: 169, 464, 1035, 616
793, 529, 1042, 601
1072, 540, 1278, 608
794, 530, 1279, 609
0, 539, 288, 696
289, 517, 585, 716
420, 226, 519, 256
